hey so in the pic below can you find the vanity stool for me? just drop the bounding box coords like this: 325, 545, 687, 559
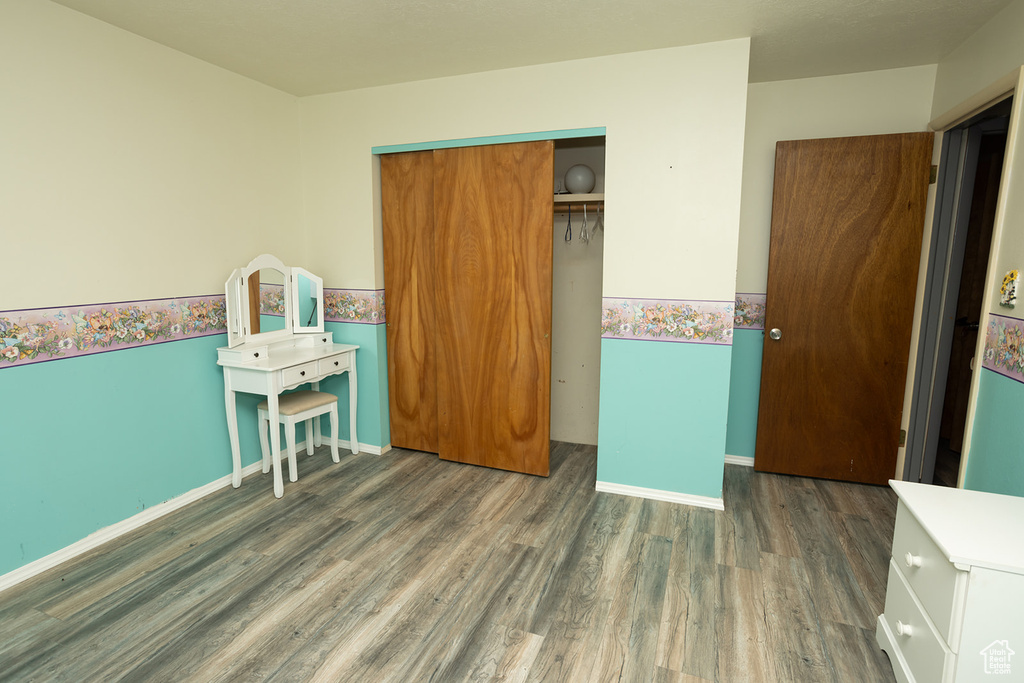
257, 390, 340, 485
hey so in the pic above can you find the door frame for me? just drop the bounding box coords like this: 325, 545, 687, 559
903, 68, 1022, 485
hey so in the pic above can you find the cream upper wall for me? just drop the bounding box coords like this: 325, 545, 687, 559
737, 65, 938, 293
931, 0, 1024, 121
299, 40, 750, 302
1, 0, 303, 310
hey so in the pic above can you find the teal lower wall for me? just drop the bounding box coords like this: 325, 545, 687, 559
964, 369, 1024, 497
1, 336, 247, 576
319, 321, 389, 448
1, 322, 389, 578
725, 329, 764, 459
596, 338, 731, 500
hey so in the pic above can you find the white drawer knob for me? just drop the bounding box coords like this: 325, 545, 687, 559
895, 620, 913, 637
904, 552, 922, 568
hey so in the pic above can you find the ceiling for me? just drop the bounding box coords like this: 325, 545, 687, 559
50, 0, 1014, 97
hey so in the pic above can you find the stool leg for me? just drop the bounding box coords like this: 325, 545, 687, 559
313, 415, 323, 448
329, 405, 340, 463
304, 418, 315, 456
284, 418, 299, 483
258, 410, 271, 474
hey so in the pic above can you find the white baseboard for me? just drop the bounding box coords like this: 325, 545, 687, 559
345, 440, 390, 455
724, 454, 755, 467
595, 481, 724, 511
311, 437, 390, 456
0, 460, 264, 595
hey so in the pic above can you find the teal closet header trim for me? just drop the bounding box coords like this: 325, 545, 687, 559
372, 127, 607, 155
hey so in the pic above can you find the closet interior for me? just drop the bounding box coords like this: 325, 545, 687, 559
551, 137, 605, 446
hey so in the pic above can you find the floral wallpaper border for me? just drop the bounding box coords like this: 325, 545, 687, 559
0, 296, 227, 368
324, 288, 385, 325
5, 289, 752, 365
259, 283, 286, 317
0, 287, 387, 369
601, 297, 733, 345
257, 286, 385, 325
982, 313, 1024, 384
734, 293, 766, 330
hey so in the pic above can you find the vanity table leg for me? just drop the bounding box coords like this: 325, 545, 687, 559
224, 385, 242, 488
311, 380, 323, 449
267, 392, 284, 498
348, 365, 359, 455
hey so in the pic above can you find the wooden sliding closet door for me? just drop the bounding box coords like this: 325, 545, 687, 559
381, 151, 439, 453
433, 141, 554, 476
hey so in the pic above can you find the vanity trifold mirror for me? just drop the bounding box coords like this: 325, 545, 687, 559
224, 253, 325, 348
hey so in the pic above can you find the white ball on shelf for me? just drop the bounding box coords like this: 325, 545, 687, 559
564, 164, 596, 194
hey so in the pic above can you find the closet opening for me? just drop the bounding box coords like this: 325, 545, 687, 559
378, 130, 607, 473
552, 136, 606, 446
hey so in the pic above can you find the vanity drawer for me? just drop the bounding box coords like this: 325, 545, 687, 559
312, 332, 334, 346
318, 354, 350, 376
881, 559, 955, 683
281, 361, 318, 388
891, 504, 965, 646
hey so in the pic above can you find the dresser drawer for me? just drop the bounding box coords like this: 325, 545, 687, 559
891, 503, 965, 646
281, 361, 318, 388
881, 559, 955, 683
318, 354, 350, 376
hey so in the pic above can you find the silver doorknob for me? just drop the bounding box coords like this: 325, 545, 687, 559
769, 328, 782, 341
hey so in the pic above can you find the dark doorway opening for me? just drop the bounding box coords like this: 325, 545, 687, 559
907, 98, 1011, 486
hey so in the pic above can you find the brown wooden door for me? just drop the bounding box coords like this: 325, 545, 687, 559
754, 133, 933, 484
433, 141, 553, 475
381, 150, 440, 453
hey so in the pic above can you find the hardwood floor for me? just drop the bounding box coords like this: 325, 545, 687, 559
0, 443, 898, 682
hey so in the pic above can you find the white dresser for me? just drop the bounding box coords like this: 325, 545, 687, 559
877, 480, 1024, 682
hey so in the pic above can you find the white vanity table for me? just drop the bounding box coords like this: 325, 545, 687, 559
217, 254, 358, 498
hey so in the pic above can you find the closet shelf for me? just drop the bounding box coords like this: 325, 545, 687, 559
554, 193, 604, 204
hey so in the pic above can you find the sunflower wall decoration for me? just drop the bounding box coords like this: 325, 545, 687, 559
1000, 269, 1019, 308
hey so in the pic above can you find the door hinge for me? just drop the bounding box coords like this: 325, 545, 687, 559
899, 429, 907, 447
929, 165, 938, 184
